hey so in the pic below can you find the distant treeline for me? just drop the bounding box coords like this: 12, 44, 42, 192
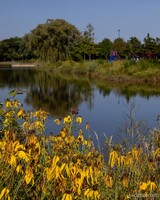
0, 18, 160, 62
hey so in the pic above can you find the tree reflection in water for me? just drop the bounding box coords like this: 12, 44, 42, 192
1, 69, 160, 116
1, 68, 160, 148
0, 69, 95, 117
25, 71, 95, 117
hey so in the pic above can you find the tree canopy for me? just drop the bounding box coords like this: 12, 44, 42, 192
1, 18, 160, 62
26, 19, 81, 62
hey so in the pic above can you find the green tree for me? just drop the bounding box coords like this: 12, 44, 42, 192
0, 37, 31, 61
97, 38, 112, 60
27, 19, 81, 62
143, 33, 157, 58
155, 37, 160, 59
126, 37, 142, 59
112, 38, 127, 58
82, 23, 97, 60
84, 23, 95, 42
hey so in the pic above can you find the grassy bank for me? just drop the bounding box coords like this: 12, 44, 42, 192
0, 97, 160, 199
1, 59, 160, 85
47, 59, 160, 85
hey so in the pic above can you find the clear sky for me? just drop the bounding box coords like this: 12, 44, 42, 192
0, 0, 160, 43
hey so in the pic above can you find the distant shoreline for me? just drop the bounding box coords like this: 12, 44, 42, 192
11, 63, 38, 67
1, 60, 160, 85
0, 62, 39, 68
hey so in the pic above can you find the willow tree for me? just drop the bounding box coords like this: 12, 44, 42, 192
26, 19, 81, 62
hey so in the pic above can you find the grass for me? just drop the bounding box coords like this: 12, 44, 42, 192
46, 59, 160, 85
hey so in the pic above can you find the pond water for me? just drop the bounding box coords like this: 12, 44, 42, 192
0, 68, 160, 150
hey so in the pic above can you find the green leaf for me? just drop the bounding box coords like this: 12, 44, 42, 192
8, 89, 24, 98
9, 90, 17, 97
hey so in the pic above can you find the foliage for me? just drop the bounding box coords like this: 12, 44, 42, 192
0, 37, 35, 61
1, 18, 160, 62
71, 23, 97, 61
112, 38, 127, 58
0, 97, 160, 199
26, 19, 81, 62
97, 38, 112, 60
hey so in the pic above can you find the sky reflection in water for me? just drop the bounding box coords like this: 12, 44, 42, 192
0, 69, 160, 150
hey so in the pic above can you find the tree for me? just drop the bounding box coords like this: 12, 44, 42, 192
84, 23, 95, 42
27, 19, 81, 62
155, 37, 160, 59
0, 37, 31, 61
126, 37, 142, 59
143, 33, 157, 59
112, 38, 127, 58
97, 38, 112, 60
81, 23, 97, 60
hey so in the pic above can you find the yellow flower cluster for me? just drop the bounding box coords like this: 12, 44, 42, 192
108, 146, 142, 167
0, 98, 159, 199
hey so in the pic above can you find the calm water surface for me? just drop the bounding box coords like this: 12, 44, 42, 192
0, 68, 160, 149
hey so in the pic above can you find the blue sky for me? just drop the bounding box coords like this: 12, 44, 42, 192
0, 0, 160, 43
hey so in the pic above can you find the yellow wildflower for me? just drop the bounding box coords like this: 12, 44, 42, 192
118, 155, 126, 166
4, 130, 10, 140
45, 167, 54, 182
16, 165, 24, 174
85, 166, 94, 185
72, 169, 86, 195
60, 129, 67, 138
148, 181, 157, 192
86, 122, 90, 130
24, 167, 34, 185
76, 116, 82, 124
14, 141, 25, 152
17, 109, 24, 118
34, 110, 48, 121
52, 155, 60, 166
154, 147, 160, 157
77, 129, 86, 143
122, 177, 129, 187
5, 100, 11, 108
63, 115, 72, 124
131, 147, 141, 163
0, 141, 6, 150
5, 111, 13, 117
125, 153, 133, 166
18, 151, 29, 162
105, 175, 113, 188
54, 118, 61, 125
45, 159, 66, 182
35, 141, 41, 155
13, 100, 20, 108
62, 193, 72, 200
0, 188, 10, 200
35, 121, 44, 130
9, 155, 17, 167
84, 185, 100, 200
65, 135, 75, 146
3, 118, 9, 126
139, 182, 148, 191
108, 150, 119, 167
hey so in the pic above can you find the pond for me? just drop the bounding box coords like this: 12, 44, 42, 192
0, 68, 160, 150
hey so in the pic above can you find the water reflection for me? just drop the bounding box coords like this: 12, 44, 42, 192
1, 69, 160, 111
0, 69, 95, 116
0, 68, 160, 147
25, 73, 95, 117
